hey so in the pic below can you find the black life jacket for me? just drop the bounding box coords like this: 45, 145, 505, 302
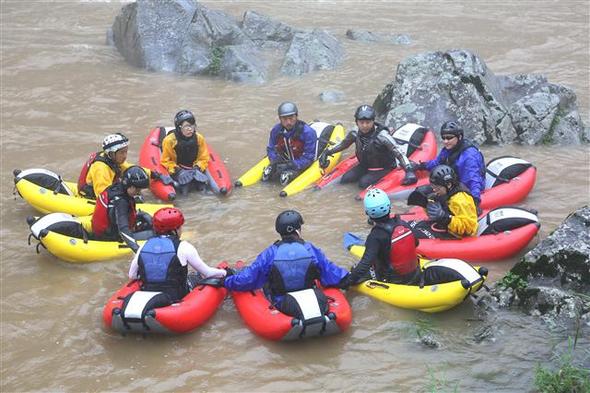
138, 236, 188, 302
268, 240, 320, 296
355, 122, 396, 169
173, 130, 199, 168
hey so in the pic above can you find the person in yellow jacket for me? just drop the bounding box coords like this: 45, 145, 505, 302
78, 133, 170, 199
161, 110, 210, 196
410, 164, 478, 239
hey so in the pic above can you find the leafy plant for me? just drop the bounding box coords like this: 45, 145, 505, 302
534, 336, 590, 393
497, 271, 528, 291
425, 365, 460, 393
206, 46, 225, 75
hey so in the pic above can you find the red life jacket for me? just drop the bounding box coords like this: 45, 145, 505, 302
275, 124, 305, 160
91, 188, 137, 237
388, 224, 418, 275
77, 152, 121, 198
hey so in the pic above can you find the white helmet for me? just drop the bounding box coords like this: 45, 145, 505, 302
102, 133, 129, 154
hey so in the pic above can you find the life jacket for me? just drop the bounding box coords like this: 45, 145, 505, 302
173, 130, 199, 168
91, 185, 137, 237
436, 183, 473, 215
354, 123, 396, 169
275, 121, 306, 160
77, 152, 120, 198
442, 139, 485, 178
377, 219, 419, 276
268, 240, 320, 296
137, 236, 188, 301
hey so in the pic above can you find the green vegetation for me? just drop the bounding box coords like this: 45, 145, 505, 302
206, 46, 225, 75
425, 365, 459, 393
497, 271, 528, 291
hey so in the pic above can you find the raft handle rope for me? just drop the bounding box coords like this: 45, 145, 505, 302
485, 168, 511, 184
392, 137, 422, 151
366, 281, 390, 290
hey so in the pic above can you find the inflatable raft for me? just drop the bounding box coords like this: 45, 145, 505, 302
345, 242, 488, 312
316, 123, 437, 195
27, 213, 151, 263
373, 156, 537, 210
103, 275, 226, 335
345, 206, 540, 262
234, 122, 346, 197
13, 168, 169, 217
227, 261, 352, 341
139, 126, 233, 201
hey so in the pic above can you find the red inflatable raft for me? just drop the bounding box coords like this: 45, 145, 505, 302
345, 206, 541, 262
228, 261, 352, 341
139, 126, 232, 201
375, 156, 537, 210
103, 276, 226, 335
316, 123, 437, 192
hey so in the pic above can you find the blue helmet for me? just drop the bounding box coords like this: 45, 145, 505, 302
363, 188, 391, 219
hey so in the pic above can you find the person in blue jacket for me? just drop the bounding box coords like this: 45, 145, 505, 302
262, 102, 318, 185
223, 210, 350, 311
411, 121, 485, 205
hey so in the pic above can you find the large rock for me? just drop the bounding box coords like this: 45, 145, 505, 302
220, 45, 266, 84
345, 29, 411, 45
241, 10, 300, 45
491, 206, 590, 325
373, 49, 588, 145
280, 29, 345, 76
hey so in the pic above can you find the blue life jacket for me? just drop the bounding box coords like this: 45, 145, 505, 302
138, 236, 187, 301
268, 241, 319, 296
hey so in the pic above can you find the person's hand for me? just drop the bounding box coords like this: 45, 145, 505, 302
427, 202, 450, 225
408, 161, 426, 172
262, 165, 274, 181
338, 274, 351, 290
160, 174, 175, 186
224, 267, 236, 277
176, 168, 194, 185
401, 170, 417, 185
150, 170, 162, 180
318, 150, 331, 169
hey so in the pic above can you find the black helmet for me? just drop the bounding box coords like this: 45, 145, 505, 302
440, 121, 463, 138
429, 165, 458, 187
275, 210, 304, 236
354, 104, 376, 121
122, 166, 149, 189
277, 102, 298, 117
174, 110, 196, 132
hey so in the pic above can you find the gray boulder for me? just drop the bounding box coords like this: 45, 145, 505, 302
281, 29, 345, 76
241, 10, 300, 45
373, 49, 587, 145
346, 29, 411, 45
220, 45, 266, 84
492, 206, 590, 325
319, 90, 345, 103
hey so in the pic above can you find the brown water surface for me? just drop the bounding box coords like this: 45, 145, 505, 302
1, 1, 589, 391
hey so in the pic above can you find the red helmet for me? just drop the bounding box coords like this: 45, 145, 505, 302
153, 208, 185, 234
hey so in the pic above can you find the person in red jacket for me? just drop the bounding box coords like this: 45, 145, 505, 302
91, 166, 153, 252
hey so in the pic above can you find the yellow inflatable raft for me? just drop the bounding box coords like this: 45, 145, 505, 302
234, 122, 345, 197
14, 168, 171, 216
27, 213, 148, 263
348, 243, 488, 313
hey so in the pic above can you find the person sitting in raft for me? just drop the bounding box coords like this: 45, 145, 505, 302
161, 110, 210, 197
410, 121, 485, 206
409, 164, 478, 239
318, 104, 417, 188
78, 132, 169, 199
91, 166, 154, 252
128, 207, 226, 302
223, 210, 350, 315
345, 188, 421, 286
262, 102, 318, 186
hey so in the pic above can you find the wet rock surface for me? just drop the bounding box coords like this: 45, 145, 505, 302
490, 206, 590, 326
345, 29, 412, 45
373, 49, 588, 145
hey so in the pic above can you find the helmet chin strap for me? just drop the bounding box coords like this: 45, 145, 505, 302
295, 228, 301, 237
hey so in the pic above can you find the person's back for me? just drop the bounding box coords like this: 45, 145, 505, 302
223, 210, 349, 312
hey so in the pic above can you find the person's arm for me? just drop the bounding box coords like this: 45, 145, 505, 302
458, 149, 485, 202
112, 197, 139, 252
223, 246, 275, 291
348, 231, 381, 284
194, 133, 210, 172
447, 192, 479, 237
424, 149, 445, 171
128, 243, 145, 279
177, 241, 226, 278
292, 124, 318, 169
87, 161, 115, 197
325, 130, 356, 155
376, 131, 412, 169
266, 125, 280, 163
160, 135, 178, 174
307, 243, 349, 287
